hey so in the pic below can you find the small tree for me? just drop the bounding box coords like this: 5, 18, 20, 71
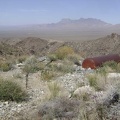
22, 56, 40, 88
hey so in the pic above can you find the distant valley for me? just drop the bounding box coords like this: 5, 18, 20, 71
0, 18, 120, 41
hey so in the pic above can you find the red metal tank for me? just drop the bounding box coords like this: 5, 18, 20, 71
82, 54, 120, 69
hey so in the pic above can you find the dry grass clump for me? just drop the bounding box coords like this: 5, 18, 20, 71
0, 78, 27, 102
38, 97, 80, 120
38, 96, 109, 120
47, 81, 61, 99
87, 73, 106, 91
73, 85, 94, 101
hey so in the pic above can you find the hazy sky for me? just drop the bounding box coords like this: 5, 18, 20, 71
0, 0, 120, 25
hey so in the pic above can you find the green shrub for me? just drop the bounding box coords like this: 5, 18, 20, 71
55, 46, 74, 60
102, 61, 118, 72
67, 53, 81, 64
0, 61, 12, 72
23, 56, 41, 73
56, 64, 74, 73
48, 54, 58, 62
49, 60, 74, 74
87, 73, 106, 91
22, 56, 44, 88
88, 74, 97, 87
13, 73, 23, 79
0, 79, 27, 102
96, 66, 108, 76
41, 69, 55, 81
17, 55, 28, 63
87, 74, 102, 91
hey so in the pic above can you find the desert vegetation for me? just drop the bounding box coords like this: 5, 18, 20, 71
0, 78, 27, 102
0, 37, 120, 120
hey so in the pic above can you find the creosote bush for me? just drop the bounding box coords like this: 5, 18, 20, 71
17, 55, 28, 63
0, 78, 27, 102
55, 63, 74, 73
67, 53, 82, 65
48, 60, 75, 74
23, 56, 41, 73
0, 60, 12, 72
102, 60, 120, 73
55, 46, 74, 60
48, 54, 58, 62
102, 60, 118, 71
41, 69, 55, 81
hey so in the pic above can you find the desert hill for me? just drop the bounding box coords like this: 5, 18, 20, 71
15, 37, 48, 55
0, 33, 120, 58
15, 37, 64, 56
0, 37, 64, 57
65, 33, 120, 57
0, 42, 23, 57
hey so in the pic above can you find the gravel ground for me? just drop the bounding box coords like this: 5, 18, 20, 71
0, 66, 120, 120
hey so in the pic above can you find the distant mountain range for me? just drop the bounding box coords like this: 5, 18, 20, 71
20, 18, 112, 30
0, 18, 120, 41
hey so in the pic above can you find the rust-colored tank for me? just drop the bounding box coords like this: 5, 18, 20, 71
82, 54, 120, 69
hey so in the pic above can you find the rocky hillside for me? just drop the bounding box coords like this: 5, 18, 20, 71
0, 37, 64, 57
65, 33, 120, 57
15, 37, 48, 55
1, 33, 120, 58
15, 37, 64, 56
0, 42, 23, 57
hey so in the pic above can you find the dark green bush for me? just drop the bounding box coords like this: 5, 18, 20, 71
0, 79, 27, 102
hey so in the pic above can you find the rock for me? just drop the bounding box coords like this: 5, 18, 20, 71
73, 85, 94, 98
109, 93, 119, 105
107, 73, 120, 78
0, 103, 3, 108
38, 56, 47, 62
4, 101, 9, 107
17, 104, 22, 107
